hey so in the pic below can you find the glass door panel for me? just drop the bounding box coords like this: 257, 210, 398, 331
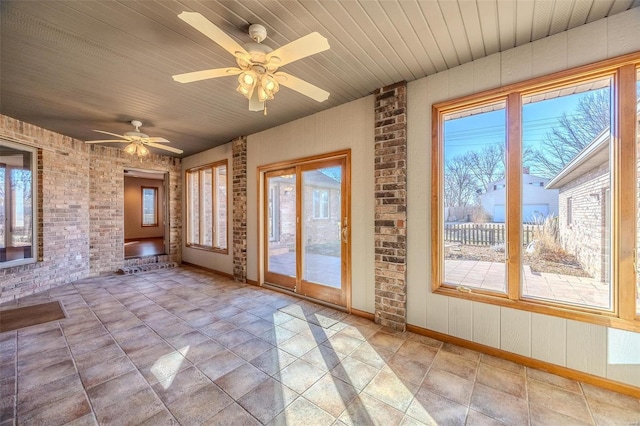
264, 168, 297, 290
301, 165, 342, 289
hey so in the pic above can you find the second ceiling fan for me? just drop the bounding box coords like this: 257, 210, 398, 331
173, 12, 330, 114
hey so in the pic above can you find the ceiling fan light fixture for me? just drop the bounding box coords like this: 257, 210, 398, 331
137, 144, 150, 157
237, 70, 257, 99
124, 143, 138, 155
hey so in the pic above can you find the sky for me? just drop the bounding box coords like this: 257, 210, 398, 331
443, 91, 594, 163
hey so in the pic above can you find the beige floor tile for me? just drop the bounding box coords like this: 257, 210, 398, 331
396, 340, 439, 365
421, 367, 474, 406
249, 347, 298, 376
204, 402, 260, 426
348, 342, 393, 369
214, 362, 269, 399
238, 377, 299, 424
86, 369, 149, 411
303, 373, 359, 417
581, 382, 640, 411
232, 336, 274, 361
431, 350, 478, 382
300, 344, 346, 372
166, 382, 233, 424
480, 353, 525, 375
276, 359, 326, 394
527, 367, 582, 393
530, 403, 593, 425
528, 379, 592, 423
17, 358, 76, 393
464, 409, 504, 425
587, 397, 640, 425
269, 397, 335, 426
137, 349, 191, 384
196, 349, 246, 381
368, 331, 406, 353
406, 386, 468, 425
95, 387, 167, 425
152, 366, 213, 405
476, 362, 527, 399
363, 369, 418, 412
382, 352, 431, 386
279, 333, 320, 357
338, 392, 405, 426
17, 373, 84, 413
18, 390, 91, 425
470, 383, 529, 425
330, 356, 379, 391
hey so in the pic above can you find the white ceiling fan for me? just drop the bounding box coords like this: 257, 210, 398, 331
85, 120, 183, 156
172, 11, 330, 114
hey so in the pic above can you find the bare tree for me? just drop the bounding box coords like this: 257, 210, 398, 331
530, 89, 610, 178
464, 144, 505, 192
444, 155, 477, 208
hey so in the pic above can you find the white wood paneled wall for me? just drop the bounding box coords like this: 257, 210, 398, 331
407, 8, 640, 388
245, 96, 376, 314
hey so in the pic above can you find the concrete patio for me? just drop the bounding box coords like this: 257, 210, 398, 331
445, 260, 611, 309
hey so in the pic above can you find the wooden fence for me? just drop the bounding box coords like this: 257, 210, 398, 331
444, 223, 537, 246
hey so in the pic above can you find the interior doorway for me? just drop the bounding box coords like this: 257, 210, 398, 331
260, 150, 351, 308
123, 169, 168, 259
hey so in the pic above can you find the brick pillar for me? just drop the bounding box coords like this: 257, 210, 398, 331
232, 137, 248, 282
374, 81, 407, 331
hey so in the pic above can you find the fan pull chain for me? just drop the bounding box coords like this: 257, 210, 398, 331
263, 100, 268, 116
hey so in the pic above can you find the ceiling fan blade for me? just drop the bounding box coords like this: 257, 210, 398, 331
146, 137, 171, 143
178, 12, 249, 59
172, 67, 242, 83
85, 139, 129, 143
274, 72, 330, 102
266, 32, 329, 67
146, 142, 184, 154
92, 130, 127, 139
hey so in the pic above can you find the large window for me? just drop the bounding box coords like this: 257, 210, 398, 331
1, 141, 37, 267
186, 160, 227, 252
432, 54, 640, 331
141, 187, 158, 227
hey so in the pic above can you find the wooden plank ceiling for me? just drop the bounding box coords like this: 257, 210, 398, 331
1, 0, 637, 157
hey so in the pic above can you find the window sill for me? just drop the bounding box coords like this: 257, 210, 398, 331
185, 244, 228, 255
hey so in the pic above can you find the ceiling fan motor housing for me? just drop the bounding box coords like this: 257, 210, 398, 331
248, 24, 267, 43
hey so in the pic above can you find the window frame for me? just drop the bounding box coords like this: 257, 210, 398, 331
141, 186, 158, 227
185, 159, 228, 253
0, 140, 38, 269
431, 52, 640, 332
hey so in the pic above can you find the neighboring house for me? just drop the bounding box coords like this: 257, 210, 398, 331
268, 169, 341, 256
481, 168, 559, 223
546, 128, 611, 282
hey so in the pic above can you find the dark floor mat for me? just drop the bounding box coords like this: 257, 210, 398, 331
0, 301, 66, 332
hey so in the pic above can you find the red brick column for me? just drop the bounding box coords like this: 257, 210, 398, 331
232, 137, 248, 282
374, 81, 407, 331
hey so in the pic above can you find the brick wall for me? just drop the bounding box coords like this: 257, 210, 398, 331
0, 115, 181, 303
232, 137, 247, 282
373, 81, 407, 331
89, 144, 181, 276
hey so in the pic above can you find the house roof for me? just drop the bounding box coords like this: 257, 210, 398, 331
1, 1, 637, 157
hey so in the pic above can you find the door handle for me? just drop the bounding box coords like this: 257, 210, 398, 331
341, 217, 348, 243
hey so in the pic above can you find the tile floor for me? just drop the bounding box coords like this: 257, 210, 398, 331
1, 266, 639, 425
